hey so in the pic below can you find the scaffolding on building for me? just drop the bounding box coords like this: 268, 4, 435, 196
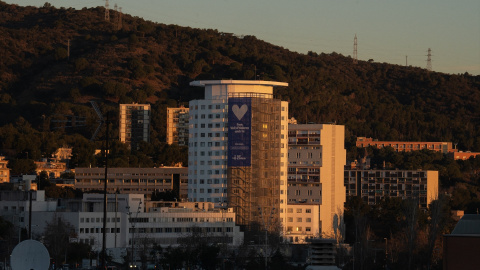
227, 97, 282, 232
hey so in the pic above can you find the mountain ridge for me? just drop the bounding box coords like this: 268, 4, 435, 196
1, 1, 479, 156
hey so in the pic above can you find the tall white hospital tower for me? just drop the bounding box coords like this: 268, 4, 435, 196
188, 80, 289, 231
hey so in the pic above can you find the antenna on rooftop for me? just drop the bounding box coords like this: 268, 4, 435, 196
89, 100, 111, 270
105, 0, 110, 21
90, 101, 104, 141
353, 34, 358, 64
426, 48, 432, 71
118, 6, 123, 30
113, 4, 123, 31
114, 4, 118, 30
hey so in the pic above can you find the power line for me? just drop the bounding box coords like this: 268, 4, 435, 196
353, 34, 358, 64
104, 0, 110, 21
118, 6, 123, 30
426, 48, 432, 71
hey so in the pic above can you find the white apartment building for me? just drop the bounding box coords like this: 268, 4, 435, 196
284, 204, 320, 243
188, 80, 289, 232
288, 124, 346, 240
166, 106, 190, 146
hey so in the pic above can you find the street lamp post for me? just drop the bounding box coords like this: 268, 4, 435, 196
127, 201, 142, 268
258, 207, 275, 270
220, 204, 227, 270
384, 238, 388, 268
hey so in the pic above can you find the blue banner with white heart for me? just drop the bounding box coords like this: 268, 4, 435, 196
228, 97, 252, 167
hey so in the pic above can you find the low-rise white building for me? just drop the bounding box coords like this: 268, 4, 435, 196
1, 192, 243, 263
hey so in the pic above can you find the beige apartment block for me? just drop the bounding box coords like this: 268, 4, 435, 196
288, 124, 346, 240
449, 151, 480, 160
119, 104, 151, 150
166, 106, 190, 146
75, 167, 188, 200
0, 156, 10, 183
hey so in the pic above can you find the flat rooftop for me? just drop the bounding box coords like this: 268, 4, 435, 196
190, 80, 288, 87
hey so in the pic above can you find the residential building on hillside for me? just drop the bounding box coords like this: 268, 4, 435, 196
119, 104, 151, 150
75, 167, 188, 200
34, 159, 68, 178
0, 156, 9, 183
449, 151, 480, 160
188, 80, 289, 233
166, 106, 190, 146
356, 137, 455, 154
344, 167, 439, 209
287, 124, 346, 242
53, 147, 72, 162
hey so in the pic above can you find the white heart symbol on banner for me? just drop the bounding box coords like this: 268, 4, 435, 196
232, 104, 248, 120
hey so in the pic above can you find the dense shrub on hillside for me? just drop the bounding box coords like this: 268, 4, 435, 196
0, 2, 479, 168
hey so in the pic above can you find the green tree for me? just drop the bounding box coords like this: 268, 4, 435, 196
0, 216, 15, 265
151, 190, 176, 201
75, 58, 89, 72
54, 47, 68, 60
198, 244, 220, 270
161, 246, 184, 270
60, 171, 75, 179
0, 216, 14, 239
426, 195, 452, 269
9, 159, 36, 175
43, 215, 76, 266
70, 137, 96, 168
69, 88, 81, 101
37, 171, 52, 190
67, 242, 92, 267
451, 186, 475, 210
45, 186, 78, 199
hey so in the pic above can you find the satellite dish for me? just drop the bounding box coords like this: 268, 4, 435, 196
11, 240, 50, 270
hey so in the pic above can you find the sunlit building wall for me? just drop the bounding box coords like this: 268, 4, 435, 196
119, 104, 151, 150
287, 124, 346, 239
0, 156, 10, 183
284, 204, 320, 243
166, 106, 190, 146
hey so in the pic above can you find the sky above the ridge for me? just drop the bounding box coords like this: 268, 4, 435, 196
6, 0, 480, 75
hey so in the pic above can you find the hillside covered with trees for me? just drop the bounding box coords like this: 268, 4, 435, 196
0, 1, 479, 166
